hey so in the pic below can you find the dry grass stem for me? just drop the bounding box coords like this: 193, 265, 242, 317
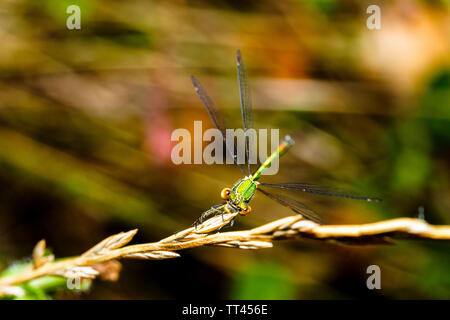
1, 211, 449, 295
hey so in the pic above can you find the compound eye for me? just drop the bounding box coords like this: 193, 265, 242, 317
221, 188, 231, 200
241, 205, 251, 216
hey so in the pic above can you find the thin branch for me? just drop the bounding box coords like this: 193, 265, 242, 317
1, 212, 449, 295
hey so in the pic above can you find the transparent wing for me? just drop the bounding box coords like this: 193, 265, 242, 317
236, 50, 254, 176
258, 188, 324, 224
190, 76, 246, 176
259, 182, 381, 202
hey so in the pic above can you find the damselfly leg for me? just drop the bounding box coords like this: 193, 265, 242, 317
193, 204, 226, 228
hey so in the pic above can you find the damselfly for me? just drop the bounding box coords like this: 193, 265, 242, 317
190, 50, 380, 226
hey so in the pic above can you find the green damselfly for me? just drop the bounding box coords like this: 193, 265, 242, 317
190, 50, 380, 226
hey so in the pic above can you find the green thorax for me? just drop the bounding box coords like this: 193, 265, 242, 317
229, 177, 257, 209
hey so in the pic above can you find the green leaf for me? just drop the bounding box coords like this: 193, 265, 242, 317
229, 260, 296, 300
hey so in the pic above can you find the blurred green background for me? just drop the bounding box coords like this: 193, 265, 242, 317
0, 0, 449, 299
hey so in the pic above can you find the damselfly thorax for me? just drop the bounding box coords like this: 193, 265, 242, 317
221, 176, 258, 215
220, 135, 294, 215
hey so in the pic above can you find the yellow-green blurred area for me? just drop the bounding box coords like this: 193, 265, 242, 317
0, 0, 449, 299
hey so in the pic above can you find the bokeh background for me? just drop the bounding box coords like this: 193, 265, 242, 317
0, 0, 449, 299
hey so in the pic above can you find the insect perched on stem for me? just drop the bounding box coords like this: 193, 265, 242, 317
190, 50, 380, 227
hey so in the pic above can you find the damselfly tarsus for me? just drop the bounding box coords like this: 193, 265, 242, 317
190, 50, 380, 226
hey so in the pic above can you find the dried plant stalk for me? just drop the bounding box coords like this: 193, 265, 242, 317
1, 211, 449, 296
